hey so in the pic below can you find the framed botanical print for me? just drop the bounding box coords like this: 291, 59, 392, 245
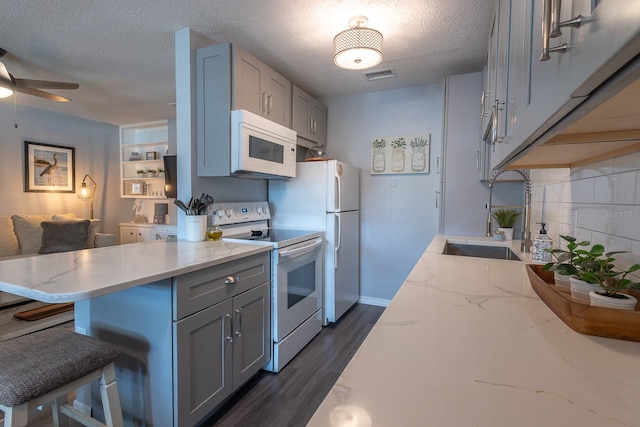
24, 141, 75, 192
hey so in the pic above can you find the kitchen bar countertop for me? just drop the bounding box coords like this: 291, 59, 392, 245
308, 235, 640, 426
0, 240, 271, 303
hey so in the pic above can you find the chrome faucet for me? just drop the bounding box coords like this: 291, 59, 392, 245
485, 169, 532, 252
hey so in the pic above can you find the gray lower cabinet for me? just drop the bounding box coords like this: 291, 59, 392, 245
82, 252, 271, 426
174, 282, 270, 426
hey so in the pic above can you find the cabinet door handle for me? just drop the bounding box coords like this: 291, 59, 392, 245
309, 117, 313, 133
235, 308, 243, 337
492, 100, 505, 144
476, 150, 482, 171
226, 313, 233, 343
261, 92, 267, 113
550, 0, 583, 38
224, 276, 239, 285
481, 90, 489, 118
435, 190, 440, 209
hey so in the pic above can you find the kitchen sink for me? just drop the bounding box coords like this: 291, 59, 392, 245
442, 242, 522, 261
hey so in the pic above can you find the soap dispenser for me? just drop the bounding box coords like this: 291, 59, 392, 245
531, 222, 553, 263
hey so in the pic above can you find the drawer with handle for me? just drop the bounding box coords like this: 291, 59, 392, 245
172, 252, 270, 320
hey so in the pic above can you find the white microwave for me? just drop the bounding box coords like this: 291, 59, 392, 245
230, 109, 297, 179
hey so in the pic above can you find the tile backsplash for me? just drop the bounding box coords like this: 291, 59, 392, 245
530, 151, 640, 272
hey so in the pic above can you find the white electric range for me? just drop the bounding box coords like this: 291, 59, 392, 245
213, 201, 324, 372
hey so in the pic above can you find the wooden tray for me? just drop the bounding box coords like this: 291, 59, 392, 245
13, 303, 74, 321
526, 264, 640, 342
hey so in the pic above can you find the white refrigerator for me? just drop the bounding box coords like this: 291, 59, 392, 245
269, 160, 360, 324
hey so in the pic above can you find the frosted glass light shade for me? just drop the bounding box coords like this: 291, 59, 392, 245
333, 27, 383, 70
0, 86, 13, 98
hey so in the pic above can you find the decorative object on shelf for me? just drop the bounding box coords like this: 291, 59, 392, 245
147, 169, 158, 177
136, 169, 147, 178
333, 16, 383, 70
157, 167, 165, 177
24, 141, 75, 192
526, 264, 640, 343
129, 181, 145, 195
129, 152, 142, 161
370, 134, 430, 175
490, 208, 520, 241
78, 174, 97, 219
146, 152, 158, 160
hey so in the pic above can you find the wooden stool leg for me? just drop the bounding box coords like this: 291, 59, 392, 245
99, 363, 124, 427
52, 395, 70, 427
4, 403, 28, 427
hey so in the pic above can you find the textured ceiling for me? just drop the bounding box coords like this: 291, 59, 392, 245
0, 0, 493, 126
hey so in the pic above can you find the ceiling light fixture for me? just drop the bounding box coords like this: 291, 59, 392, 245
333, 16, 383, 71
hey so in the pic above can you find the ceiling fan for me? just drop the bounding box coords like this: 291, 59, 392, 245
0, 47, 79, 102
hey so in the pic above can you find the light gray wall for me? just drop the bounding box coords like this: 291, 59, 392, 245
324, 84, 444, 303
0, 102, 128, 238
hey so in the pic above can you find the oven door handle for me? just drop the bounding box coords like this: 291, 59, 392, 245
278, 238, 323, 260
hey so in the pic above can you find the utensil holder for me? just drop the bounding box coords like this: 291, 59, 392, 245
185, 215, 207, 241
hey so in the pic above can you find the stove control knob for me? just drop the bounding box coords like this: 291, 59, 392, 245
256, 207, 263, 215
216, 209, 224, 218
225, 209, 232, 217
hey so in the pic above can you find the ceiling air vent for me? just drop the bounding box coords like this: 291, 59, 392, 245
363, 68, 396, 81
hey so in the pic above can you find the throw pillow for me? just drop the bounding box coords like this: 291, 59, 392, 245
0, 216, 20, 257
11, 214, 53, 255
38, 220, 90, 254
52, 215, 100, 248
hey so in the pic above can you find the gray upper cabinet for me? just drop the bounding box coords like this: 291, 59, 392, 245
233, 47, 291, 128
292, 85, 327, 148
196, 43, 292, 176
487, 0, 640, 169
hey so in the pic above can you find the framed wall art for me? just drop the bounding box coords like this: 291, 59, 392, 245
371, 134, 430, 175
24, 141, 75, 192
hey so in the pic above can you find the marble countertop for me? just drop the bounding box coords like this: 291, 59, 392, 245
308, 235, 640, 427
0, 240, 271, 303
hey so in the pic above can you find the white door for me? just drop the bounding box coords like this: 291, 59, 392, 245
325, 210, 359, 323
326, 160, 360, 213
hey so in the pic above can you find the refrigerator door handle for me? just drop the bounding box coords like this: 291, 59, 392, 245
334, 174, 341, 212
334, 214, 341, 270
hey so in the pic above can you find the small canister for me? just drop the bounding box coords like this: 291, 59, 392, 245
531, 222, 553, 263
493, 230, 505, 241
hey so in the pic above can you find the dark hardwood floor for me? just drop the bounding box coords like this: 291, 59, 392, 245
201, 303, 385, 427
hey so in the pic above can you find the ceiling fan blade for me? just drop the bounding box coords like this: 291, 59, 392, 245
14, 78, 79, 90
0, 62, 12, 86
14, 86, 71, 102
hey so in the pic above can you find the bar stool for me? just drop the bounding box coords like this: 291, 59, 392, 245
0, 328, 123, 427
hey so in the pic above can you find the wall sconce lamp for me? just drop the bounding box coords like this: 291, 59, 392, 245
78, 174, 97, 219
333, 16, 383, 70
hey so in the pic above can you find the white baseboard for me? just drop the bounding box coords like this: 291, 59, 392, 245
358, 296, 391, 307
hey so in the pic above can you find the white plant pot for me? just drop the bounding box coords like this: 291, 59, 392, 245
553, 271, 572, 293
569, 276, 600, 304
498, 227, 513, 241
589, 291, 638, 311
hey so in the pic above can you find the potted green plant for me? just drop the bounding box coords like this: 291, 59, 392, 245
577, 249, 640, 310
136, 169, 147, 178
147, 168, 158, 177
491, 208, 520, 241
158, 167, 165, 177
543, 235, 590, 292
